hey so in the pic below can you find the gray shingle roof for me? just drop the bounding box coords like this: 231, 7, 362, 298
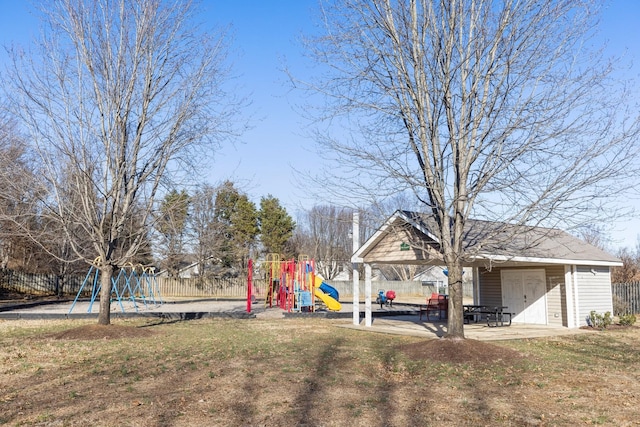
356, 210, 621, 266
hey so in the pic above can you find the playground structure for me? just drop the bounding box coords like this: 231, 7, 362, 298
69, 259, 163, 314
249, 254, 341, 313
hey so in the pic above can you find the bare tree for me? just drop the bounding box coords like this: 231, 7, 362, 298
3, 0, 240, 324
0, 118, 25, 270
190, 184, 225, 279
364, 193, 423, 281
154, 189, 190, 277
0, 120, 87, 281
301, 0, 640, 338
0, 116, 45, 272
612, 247, 640, 284
296, 205, 352, 279
574, 224, 610, 252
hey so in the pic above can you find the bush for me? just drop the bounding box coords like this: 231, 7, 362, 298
612, 294, 631, 317
588, 310, 613, 329
618, 313, 637, 327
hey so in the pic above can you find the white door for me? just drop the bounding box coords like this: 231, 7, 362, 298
501, 269, 547, 324
501, 270, 524, 321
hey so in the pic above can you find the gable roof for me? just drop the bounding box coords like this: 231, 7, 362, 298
352, 210, 622, 267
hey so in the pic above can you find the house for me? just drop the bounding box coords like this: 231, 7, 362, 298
331, 263, 389, 281
413, 265, 473, 295
157, 256, 231, 279
351, 210, 622, 328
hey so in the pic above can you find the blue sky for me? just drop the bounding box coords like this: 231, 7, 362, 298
0, 1, 322, 214
1, 1, 639, 250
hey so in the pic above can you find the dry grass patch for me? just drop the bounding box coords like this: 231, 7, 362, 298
47, 323, 155, 340
1, 318, 639, 426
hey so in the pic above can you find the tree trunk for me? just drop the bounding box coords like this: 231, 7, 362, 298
445, 264, 465, 339
98, 264, 113, 325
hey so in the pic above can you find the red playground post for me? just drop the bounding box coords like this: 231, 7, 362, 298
247, 259, 253, 313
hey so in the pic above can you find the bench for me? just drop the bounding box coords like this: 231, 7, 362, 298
463, 305, 512, 327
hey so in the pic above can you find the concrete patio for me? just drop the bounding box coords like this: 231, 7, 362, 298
337, 314, 593, 341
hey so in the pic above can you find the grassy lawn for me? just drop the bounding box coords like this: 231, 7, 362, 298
1, 317, 639, 426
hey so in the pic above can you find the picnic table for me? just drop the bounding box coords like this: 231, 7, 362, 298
463, 305, 512, 327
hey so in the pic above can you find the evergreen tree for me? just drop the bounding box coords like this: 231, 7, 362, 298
213, 181, 259, 270
230, 196, 259, 268
259, 196, 295, 256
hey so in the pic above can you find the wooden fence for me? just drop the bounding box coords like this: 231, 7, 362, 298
4, 269, 635, 314
612, 282, 640, 315
156, 278, 447, 299
1, 269, 472, 301
157, 276, 261, 298
0, 270, 257, 300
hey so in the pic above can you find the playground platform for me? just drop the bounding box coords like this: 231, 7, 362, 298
0, 298, 422, 320
0, 297, 590, 341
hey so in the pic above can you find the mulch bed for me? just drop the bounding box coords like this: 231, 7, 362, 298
398, 338, 524, 365
47, 324, 155, 340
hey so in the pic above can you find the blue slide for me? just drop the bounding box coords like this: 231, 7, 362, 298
319, 282, 339, 301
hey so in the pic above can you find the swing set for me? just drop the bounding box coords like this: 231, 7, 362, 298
69, 257, 163, 314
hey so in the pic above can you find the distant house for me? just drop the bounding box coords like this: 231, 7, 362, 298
156, 255, 196, 278
413, 266, 473, 295
331, 263, 388, 281
353, 210, 622, 328
332, 267, 350, 281
157, 256, 231, 279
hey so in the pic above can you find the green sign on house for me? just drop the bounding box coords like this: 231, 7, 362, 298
400, 242, 410, 251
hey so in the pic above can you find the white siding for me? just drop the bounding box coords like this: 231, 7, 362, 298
545, 266, 565, 327
478, 268, 502, 306
575, 265, 613, 326
478, 265, 590, 327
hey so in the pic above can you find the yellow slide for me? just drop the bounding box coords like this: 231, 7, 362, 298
314, 288, 342, 311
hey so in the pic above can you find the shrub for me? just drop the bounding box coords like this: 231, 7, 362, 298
588, 311, 613, 329
612, 294, 631, 317
618, 313, 637, 327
